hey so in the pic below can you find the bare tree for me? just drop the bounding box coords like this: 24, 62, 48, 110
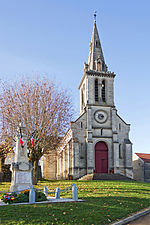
0, 78, 74, 184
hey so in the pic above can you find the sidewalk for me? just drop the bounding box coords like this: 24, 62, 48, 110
128, 213, 150, 225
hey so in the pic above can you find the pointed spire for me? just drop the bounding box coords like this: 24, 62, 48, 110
87, 14, 107, 72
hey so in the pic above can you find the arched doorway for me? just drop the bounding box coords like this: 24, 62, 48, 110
95, 142, 108, 173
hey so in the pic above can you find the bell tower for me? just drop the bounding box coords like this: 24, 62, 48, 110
79, 15, 115, 114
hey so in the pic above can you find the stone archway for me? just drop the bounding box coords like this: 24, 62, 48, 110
95, 141, 108, 173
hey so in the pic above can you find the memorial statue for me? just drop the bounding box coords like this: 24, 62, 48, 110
10, 122, 33, 192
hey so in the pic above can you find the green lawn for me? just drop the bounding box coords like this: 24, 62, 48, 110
0, 180, 150, 224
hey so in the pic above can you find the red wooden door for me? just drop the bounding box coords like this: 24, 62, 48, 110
95, 142, 108, 173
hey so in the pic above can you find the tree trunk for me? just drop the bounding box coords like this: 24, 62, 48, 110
0, 158, 2, 172
32, 160, 39, 185
0, 158, 3, 182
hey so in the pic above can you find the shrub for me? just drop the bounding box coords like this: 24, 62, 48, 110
16, 193, 29, 203
35, 190, 47, 202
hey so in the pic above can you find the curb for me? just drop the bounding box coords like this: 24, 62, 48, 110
0, 198, 84, 206
112, 207, 150, 225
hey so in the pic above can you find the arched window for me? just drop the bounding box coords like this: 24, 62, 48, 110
95, 79, 98, 102
102, 80, 106, 102
80, 143, 84, 159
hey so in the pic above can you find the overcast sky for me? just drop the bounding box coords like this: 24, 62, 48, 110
0, 0, 150, 153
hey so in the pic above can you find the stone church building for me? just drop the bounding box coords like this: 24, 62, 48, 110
41, 18, 133, 180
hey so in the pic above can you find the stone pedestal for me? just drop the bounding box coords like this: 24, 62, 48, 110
10, 123, 33, 192
10, 162, 33, 192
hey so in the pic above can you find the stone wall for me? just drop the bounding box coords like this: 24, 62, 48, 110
40, 150, 57, 180
144, 163, 150, 182
115, 112, 132, 177
133, 154, 144, 181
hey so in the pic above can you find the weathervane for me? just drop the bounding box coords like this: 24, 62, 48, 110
94, 11, 97, 21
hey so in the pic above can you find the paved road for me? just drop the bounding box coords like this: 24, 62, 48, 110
127, 213, 150, 225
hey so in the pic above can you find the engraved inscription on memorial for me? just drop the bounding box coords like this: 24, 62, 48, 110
16, 172, 31, 184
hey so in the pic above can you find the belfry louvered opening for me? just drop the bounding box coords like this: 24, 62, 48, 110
102, 80, 106, 102
95, 79, 98, 102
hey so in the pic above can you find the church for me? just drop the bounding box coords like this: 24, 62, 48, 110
41, 17, 133, 180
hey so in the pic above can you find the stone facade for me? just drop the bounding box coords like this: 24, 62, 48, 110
43, 19, 133, 180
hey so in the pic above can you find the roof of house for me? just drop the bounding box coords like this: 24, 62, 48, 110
136, 153, 150, 163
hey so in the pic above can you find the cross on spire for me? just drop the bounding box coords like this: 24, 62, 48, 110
94, 11, 97, 22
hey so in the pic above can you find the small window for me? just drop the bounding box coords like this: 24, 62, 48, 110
95, 40, 100, 48
95, 79, 98, 102
119, 123, 121, 131
81, 122, 83, 129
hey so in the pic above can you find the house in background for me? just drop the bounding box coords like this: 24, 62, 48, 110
133, 153, 150, 182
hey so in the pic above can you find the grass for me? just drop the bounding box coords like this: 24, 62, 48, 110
0, 180, 150, 224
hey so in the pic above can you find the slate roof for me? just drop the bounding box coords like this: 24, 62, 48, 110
136, 153, 150, 163
124, 139, 132, 144
87, 20, 107, 72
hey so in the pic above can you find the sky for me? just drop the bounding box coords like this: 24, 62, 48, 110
0, 0, 150, 153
